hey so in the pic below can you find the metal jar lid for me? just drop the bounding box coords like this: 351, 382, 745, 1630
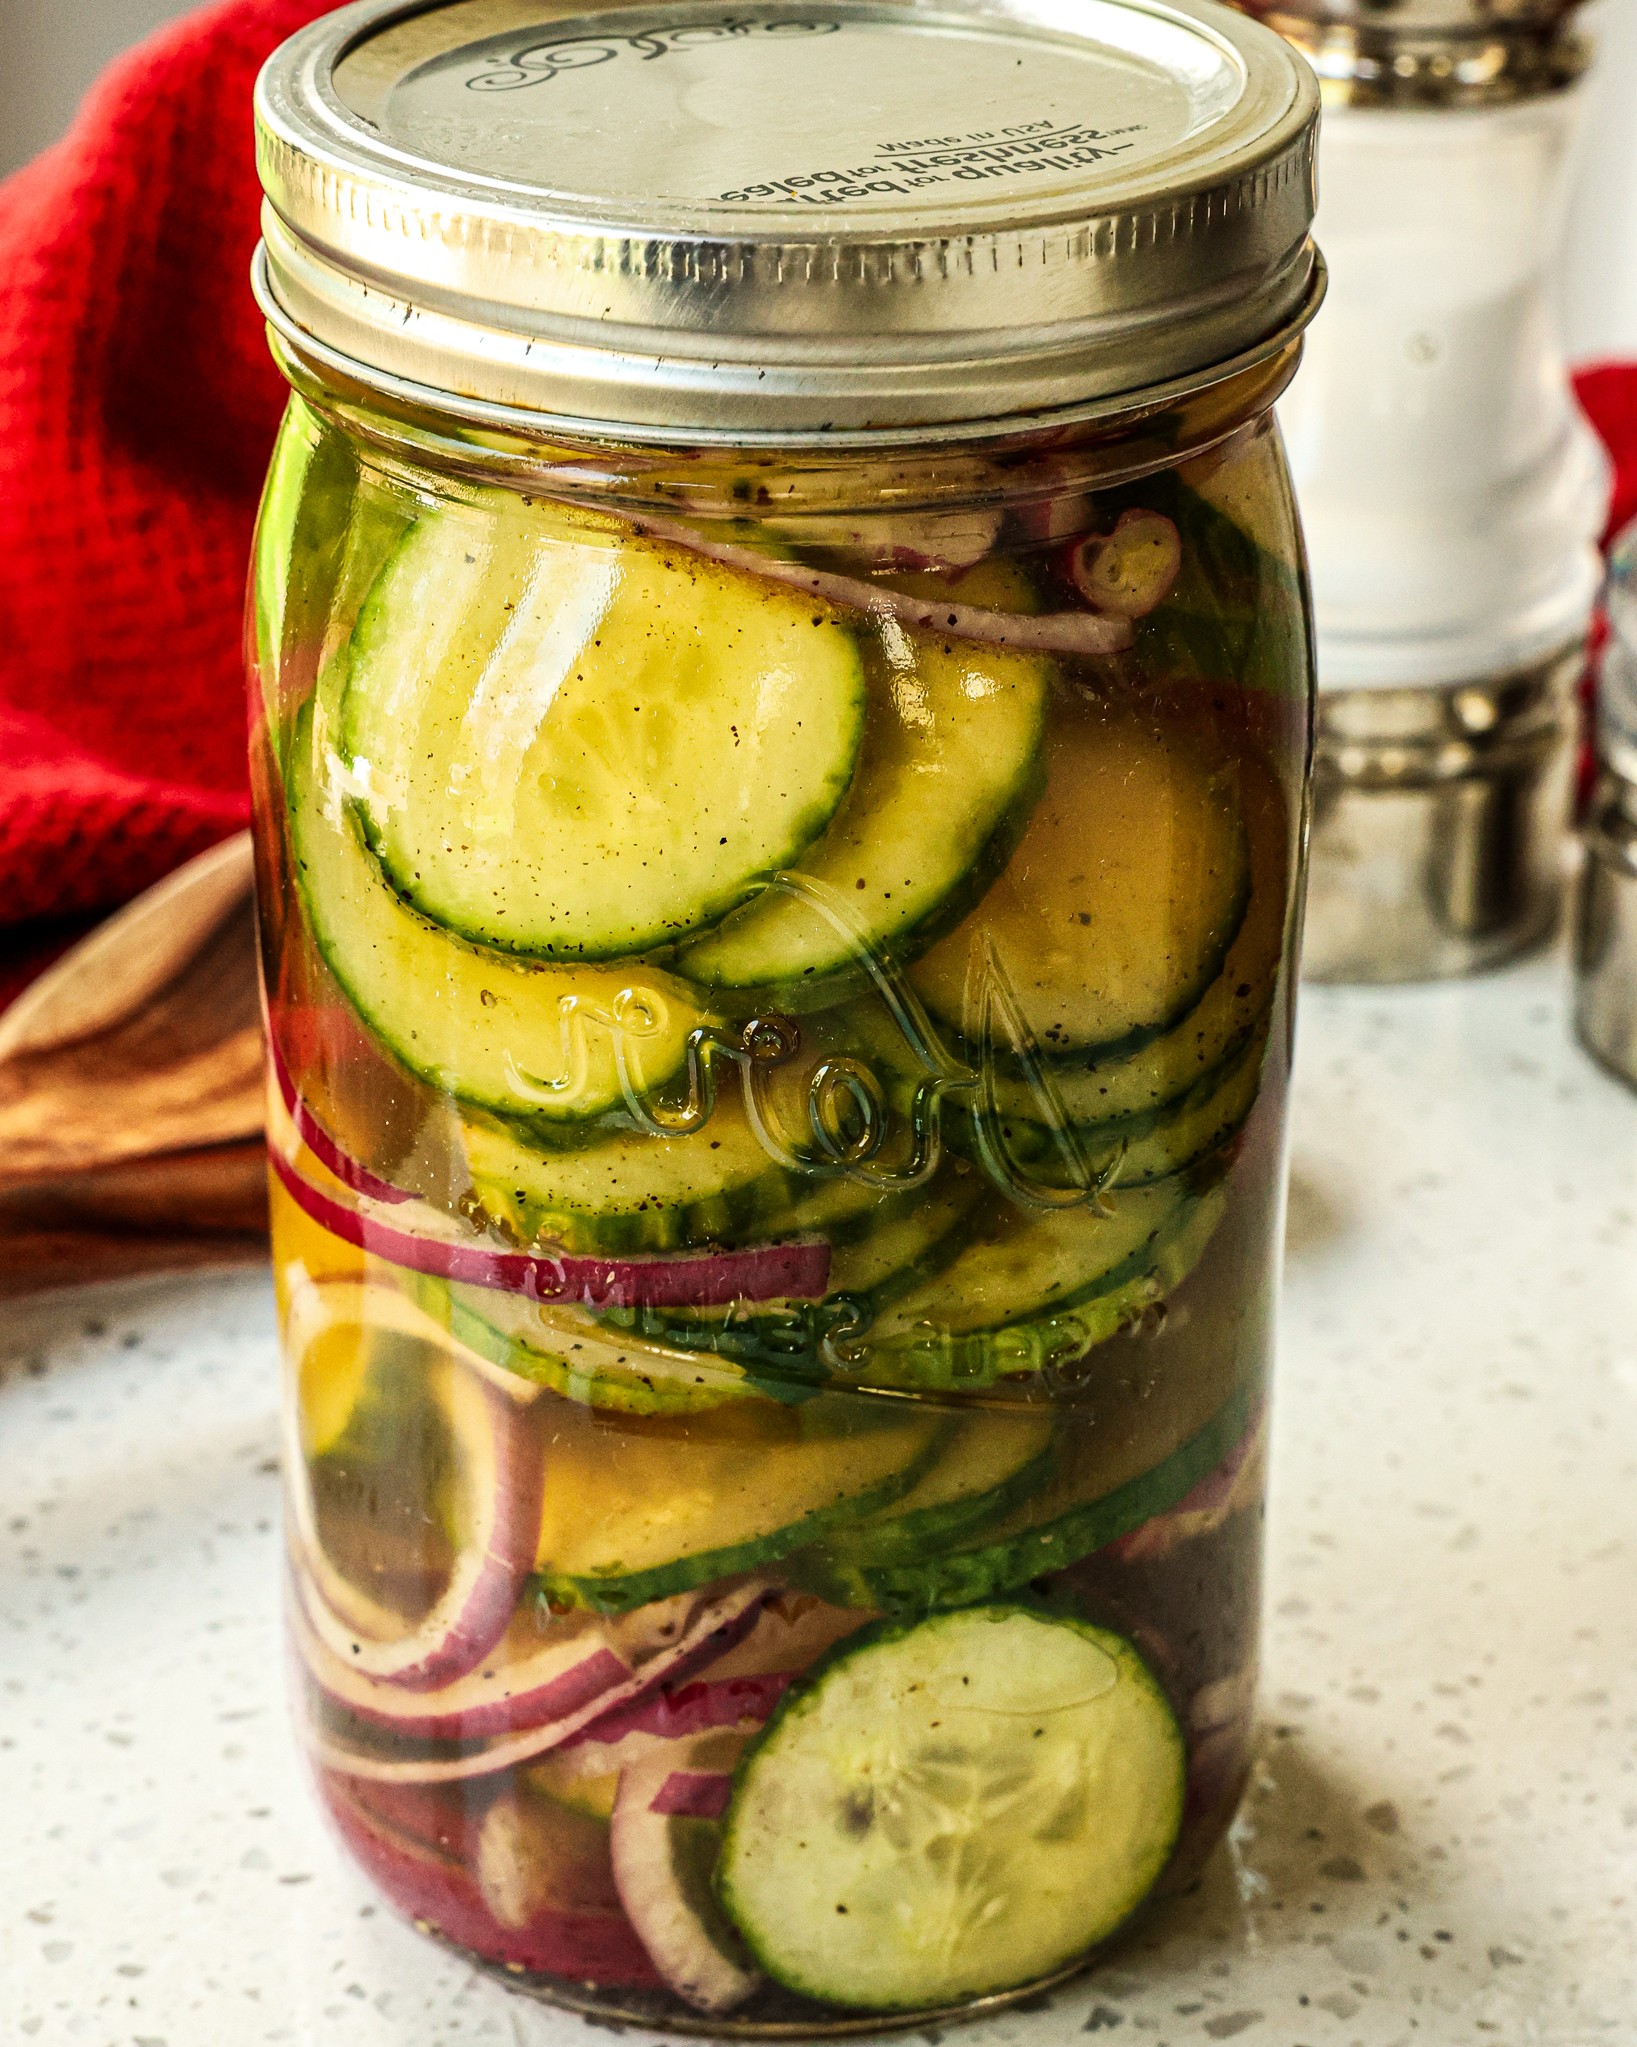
253, 0, 1321, 439
1233, 0, 1589, 105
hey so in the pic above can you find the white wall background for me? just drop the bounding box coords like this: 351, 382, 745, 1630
1563, 0, 1637, 363
0, 0, 196, 181
0, 0, 1635, 359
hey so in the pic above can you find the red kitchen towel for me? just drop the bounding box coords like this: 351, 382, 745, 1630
1579, 362, 1637, 549
1, 0, 1636, 949
0, 0, 333, 936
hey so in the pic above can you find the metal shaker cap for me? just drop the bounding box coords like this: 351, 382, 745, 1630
253, 0, 1320, 440
1233, 0, 1590, 103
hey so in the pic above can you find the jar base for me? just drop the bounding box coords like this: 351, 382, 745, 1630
468, 1946, 1106, 2039
398, 1772, 1252, 2043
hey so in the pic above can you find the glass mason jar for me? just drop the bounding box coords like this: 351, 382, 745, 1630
250, 0, 1321, 2031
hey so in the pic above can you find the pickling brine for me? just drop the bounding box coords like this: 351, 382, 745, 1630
252, 384, 1305, 2029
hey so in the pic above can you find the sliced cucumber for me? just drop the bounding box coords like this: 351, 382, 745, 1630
462, 1099, 879, 1260
256, 404, 410, 771
340, 494, 867, 959
678, 563, 1051, 1008
611, 1731, 761, 2014
464, 1101, 780, 1258
826, 1175, 983, 1299
532, 1395, 946, 1613
716, 1606, 1185, 2010
833, 1379, 1255, 1614
868, 1184, 1184, 1341
911, 707, 1249, 1057
857, 1184, 1227, 1392
1109, 1019, 1269, 1186
810, 1407, 1057, 1578
596, 1176, 983, 1382
309, 485, 413, 731
288, 708, 708, 1133
428, 1280, 775, 1416
985, 739, 1290, 1130
972, 1012, 1273, 1196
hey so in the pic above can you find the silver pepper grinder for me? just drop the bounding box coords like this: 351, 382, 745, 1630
1249, 0, 1611, 983
1575, 523, 1637, 1088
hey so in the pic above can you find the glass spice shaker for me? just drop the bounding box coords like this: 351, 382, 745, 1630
1575, 523, 1637, 1088
1245, 0, 1611, 982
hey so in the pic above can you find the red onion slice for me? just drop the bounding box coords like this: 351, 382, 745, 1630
305, 1582, 770, 1782
1067, 510, 1183, 621
568, 1673, 793, 1753
269, 1033, 416, 1205
611, 1740, 762, 2014
326, 1774, 662, 1988
297, 1601, 633, 1742
285, 1273, 546, 1692
647, 1771, 735, 1821
628, 511, 1133, 657
270, 1146, 831, 1308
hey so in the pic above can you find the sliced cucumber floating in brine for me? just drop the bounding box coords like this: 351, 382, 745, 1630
678, 562, 1051, 1009
979, 736, 1290, 1131
460, 1093, 885, 1260
531, 1394, 947, 1614
716, 1606, 1185, 2010
808, 1379, 1257, 1613
911, 705, 1251, 1060
426, 1279, 778, 1417
287, 707, 708, 1133
854, 1180, 1224, 1391
972, 1011, 1274, 1196
339, 494, 868, 960
799, 1405, 1058, 1574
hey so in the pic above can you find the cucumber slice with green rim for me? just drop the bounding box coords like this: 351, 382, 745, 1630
871, 1182, 1186, 1342
427, 1279, 782, 1416
716, 1606, 1185, 2010
911, 707, 1250, 1059
825, 1175, 983, 1298
531, 1396, 947, 1614
288, 709, 708, 1134
257, 405, 411, 769
810, 1407, 1057, 1575
310, 486, 414, 730
463, 1103, 776, 1259
463, 1101, 880, 1260
1109, 1017, 1269, 1187
973, 1011, 1273, 1196
985, 738, 1289, 1130
857, 1183, 1227, 1392
341, 494, 868, 959
828, 1379, 1256, 1614
597, 1176, 984, 1382
678, 563, 1051, 1008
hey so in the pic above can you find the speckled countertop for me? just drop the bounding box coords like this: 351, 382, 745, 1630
4, 951, 1636, 2047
